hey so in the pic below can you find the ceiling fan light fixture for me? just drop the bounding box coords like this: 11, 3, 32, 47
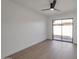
41, 0, 60, 11
50, 8, 54, 11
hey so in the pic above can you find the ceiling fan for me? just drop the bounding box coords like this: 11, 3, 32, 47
41, 0, 60, 11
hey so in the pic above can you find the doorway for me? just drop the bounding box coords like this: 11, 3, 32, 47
52, 19, 73, 43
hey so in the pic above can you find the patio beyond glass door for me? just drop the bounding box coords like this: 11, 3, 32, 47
53, 19, 73, 42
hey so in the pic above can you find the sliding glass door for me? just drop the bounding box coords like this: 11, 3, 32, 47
53, 19, 73, 42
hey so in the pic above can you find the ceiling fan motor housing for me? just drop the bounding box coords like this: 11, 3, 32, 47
50, 0, 56, 8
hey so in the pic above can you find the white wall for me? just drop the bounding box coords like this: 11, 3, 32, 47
47, 19, 52, 40
47, 10, 77, 44
1, 0, 47, 58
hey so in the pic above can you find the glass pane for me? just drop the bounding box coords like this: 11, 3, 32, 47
53, 20, 61, 40
53, 20, 61, 24
62, 19, 72, 23
62, 20, 73, 42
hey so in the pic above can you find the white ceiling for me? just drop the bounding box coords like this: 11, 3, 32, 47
9, 0, 77, 16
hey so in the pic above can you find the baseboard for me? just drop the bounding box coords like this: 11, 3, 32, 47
47, 39, 52, 40
4, 56, 12, 59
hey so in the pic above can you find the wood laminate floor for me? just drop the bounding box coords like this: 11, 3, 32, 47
11, 40, 77, 59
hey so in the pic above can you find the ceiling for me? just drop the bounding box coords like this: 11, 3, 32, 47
9, 0, 77, 17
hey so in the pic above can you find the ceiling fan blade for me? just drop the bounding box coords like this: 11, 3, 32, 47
41, 8, 50, 11
54, 8, 60, 11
